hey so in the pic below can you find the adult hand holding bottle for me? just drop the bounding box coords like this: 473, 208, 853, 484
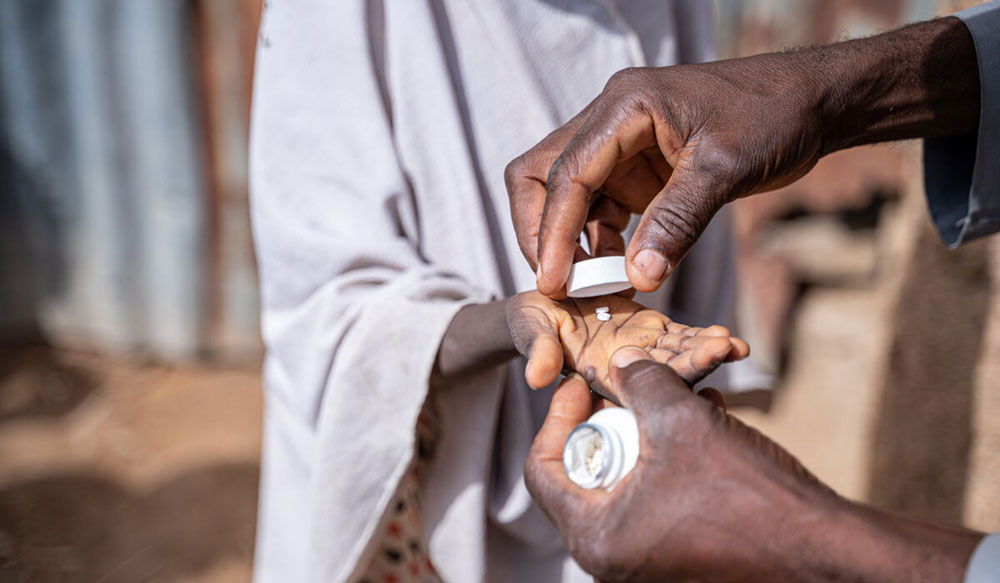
525, 347, 983, 582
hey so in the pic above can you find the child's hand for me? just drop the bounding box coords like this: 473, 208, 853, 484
506, 291, 749, 398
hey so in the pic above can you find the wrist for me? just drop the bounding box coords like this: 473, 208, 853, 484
434, 299, 518, 381
801, 496, 981, 581
807, 17, 980, 154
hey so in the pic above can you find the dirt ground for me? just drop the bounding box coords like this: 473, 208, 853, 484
2, 154, 999, 583
0, 349, 261, 582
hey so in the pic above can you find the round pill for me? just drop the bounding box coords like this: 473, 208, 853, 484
596, 312, 612, 322
595, 306, 610, 313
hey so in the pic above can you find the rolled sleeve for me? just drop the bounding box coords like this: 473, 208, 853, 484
924, 1, 1000, 247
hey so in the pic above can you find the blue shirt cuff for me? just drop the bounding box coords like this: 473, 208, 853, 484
923, 1, 1000, 248
966, 533, 1000, 583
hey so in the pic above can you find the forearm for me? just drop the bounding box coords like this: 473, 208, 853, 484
797, 497, 982, 582
808, 17, 980, 153
433, 299, 518, 381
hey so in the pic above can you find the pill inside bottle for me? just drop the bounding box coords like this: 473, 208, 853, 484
563, 407, 639, 490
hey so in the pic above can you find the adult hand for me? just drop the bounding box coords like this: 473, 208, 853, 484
525, 347, 982, 582
505, 56, 825, 297
506, 18, 979, 297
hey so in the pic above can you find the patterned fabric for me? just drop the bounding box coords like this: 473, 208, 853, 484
354, 402, 443, 583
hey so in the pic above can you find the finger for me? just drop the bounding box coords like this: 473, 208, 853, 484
666, 321, 689, 335
592, 395, 618, 412
653, 338, 729, 385
652, 330, 720, 354
524, 374, 605, 526
507, 106, 596, 274
692, 325, 751, 361
585, 197, 631, 258
625, 167, 724, 292
507, 166, 591, 300
537, 244, 594, 301
728, 337, 751, 361
507, 168, 548, 272
573, 243, 592, 263
601, 149, 673, 205
697, 387, 727, 413
615, 287, 638, 300
697, 324, 731, 337
534, 374, 593, 460
525, 332, 564, 389
608, 346, 693, 414
536, 104, 657, 296
650, 338, 730, 385
586, 221, 626, 258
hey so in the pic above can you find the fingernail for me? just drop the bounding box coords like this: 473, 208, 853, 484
634, 248, 669, 281
611, 346, 650, 369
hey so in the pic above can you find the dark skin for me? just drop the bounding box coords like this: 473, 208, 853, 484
504, 17, 981, 297
434, 293, 749, 397
508, 16, 986, 580
526, 347, 983, 582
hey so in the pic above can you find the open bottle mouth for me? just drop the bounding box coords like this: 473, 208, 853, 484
563, 422, 612, 489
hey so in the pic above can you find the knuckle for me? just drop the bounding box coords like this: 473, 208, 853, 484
660, 394, 714, 437
647, 200, 705, 248
606, 66, 648, 91
548, 148, 598, 193
619, 361, 713, 423
603, 68, 655, 115
522, 453, 543, 494
693, 142, 742, 178
621, 360, 675, 391
504, 155, 529, 193
546, 153, 572, 186
671, 394, 709, 421
573, 530, 638, 583
690, 142, 755, 197
605, 67, 631, 90
569, 530, 609, 575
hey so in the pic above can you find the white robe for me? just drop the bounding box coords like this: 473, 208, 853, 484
249, 1, 766, 581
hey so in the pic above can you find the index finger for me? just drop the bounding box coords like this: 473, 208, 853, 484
536, 101, 658, 296
506, 105, 595, 273
524, 374, 605, 527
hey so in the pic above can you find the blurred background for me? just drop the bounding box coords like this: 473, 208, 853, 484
0, 0, 997, 581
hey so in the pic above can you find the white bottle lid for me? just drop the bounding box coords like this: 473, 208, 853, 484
566, 256, 633, 298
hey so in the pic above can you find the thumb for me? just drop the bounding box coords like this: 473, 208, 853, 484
625, 168, 724, 292
524, 332, 563, 389
608, 346, 693, 415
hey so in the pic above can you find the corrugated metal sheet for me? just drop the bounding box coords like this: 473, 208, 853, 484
0, 0, 261, 360
0, 0, 939, 362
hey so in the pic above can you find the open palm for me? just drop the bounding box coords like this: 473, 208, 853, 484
507, 291, 749, 400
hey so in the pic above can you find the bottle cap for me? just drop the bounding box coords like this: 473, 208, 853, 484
566, 256, 633, 298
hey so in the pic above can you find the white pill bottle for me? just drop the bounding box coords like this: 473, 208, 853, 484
563, 407, 639, 490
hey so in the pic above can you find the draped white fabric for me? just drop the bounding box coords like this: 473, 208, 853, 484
249, 1, 762, 581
